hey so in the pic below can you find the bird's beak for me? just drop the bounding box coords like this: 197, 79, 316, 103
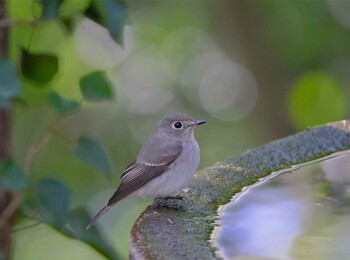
191, 120, 207, 126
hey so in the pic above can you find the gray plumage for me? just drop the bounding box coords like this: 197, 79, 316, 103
87, 112, 206, 229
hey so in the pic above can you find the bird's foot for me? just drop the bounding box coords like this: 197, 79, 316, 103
155, 196, 185, 210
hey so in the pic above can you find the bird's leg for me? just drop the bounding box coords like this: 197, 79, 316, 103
155, 196, 184, 210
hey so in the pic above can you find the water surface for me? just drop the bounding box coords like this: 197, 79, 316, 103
214, 152, 350, 259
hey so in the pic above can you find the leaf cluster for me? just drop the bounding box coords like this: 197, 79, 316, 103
0, 0, 129, 258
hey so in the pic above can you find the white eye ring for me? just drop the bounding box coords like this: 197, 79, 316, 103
172, 121, 183, 129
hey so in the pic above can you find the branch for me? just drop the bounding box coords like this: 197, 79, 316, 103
22, 115, 69, 174
12, 219, 43, 233
0, 194, 21, 230
0, 18, 37, 28
22, 130, 53, 174
0, 115, 73, 232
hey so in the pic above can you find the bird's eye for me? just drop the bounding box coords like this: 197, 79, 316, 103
173, 121, 183, 129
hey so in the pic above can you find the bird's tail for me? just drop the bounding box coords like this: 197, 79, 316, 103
86, 205, 112, 230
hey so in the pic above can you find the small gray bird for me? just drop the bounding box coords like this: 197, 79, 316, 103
87, 112, 206, 229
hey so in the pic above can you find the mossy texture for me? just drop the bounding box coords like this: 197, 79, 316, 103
130, 120, 350, 259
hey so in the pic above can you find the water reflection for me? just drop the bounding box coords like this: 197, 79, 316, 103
215, 153, 350, 259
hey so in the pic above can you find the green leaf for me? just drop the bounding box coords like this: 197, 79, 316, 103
37, 178, 71, 228
40, 0, 64, 20
21, 48, 59, 84
75, 136, 112, 178
0, 59, 21, 108
102, 0, 128, 44
85, 0, 128, 44
59, 0, 90, 18
288, 72, 346, 130
49, 92, 80, 114
79, 71, 113, 101
64, 207, 120, 259
0, 160, 28, 191
20, 189, 41, 217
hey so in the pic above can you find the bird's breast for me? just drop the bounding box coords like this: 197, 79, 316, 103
133, 140, 200, 198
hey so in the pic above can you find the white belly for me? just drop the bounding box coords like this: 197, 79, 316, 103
133, 140, 200, 198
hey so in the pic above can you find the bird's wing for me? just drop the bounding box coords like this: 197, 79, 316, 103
87, 136, 182, 229
107, 141, 183, 206
86, 150, 181, 229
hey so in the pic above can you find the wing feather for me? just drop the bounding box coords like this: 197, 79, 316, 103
107, 143, 182, 206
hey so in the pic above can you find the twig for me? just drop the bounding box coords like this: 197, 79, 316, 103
22, 115, 68, 174
0, 115, 73, 231
11, 220, 43, 233
0, 18, 37, 28
50, 128, 74, 147
22, 131, 53, 174
0, 194, 22, 230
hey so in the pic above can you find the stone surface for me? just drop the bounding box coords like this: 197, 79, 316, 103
130, 120, 350, 259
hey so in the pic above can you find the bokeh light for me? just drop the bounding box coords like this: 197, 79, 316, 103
74, 19, 132, 69
199, 62, 257, 121
328, 0, 350, 29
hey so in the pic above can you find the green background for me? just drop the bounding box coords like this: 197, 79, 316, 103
1, 0, 349, 259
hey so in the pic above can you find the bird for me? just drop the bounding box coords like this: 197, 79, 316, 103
86, 112, 206, 229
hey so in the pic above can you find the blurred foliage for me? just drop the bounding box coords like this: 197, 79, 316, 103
49, 92, 80, 115
288, 72, 346, 129
79, 71, 113, 101
39, 0, 64, 20
0, 160, 28, 191
0, 0, 349, 259
85, 0, 129, 44
75, 136, 112, 179
260, 1, 350, 67
252, 0, 349, 129
21, 49, 59, 84
2, 0, 128, 259
37, 178, 71, 228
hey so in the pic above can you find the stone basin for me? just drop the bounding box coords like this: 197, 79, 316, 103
129, 120, 350, 259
